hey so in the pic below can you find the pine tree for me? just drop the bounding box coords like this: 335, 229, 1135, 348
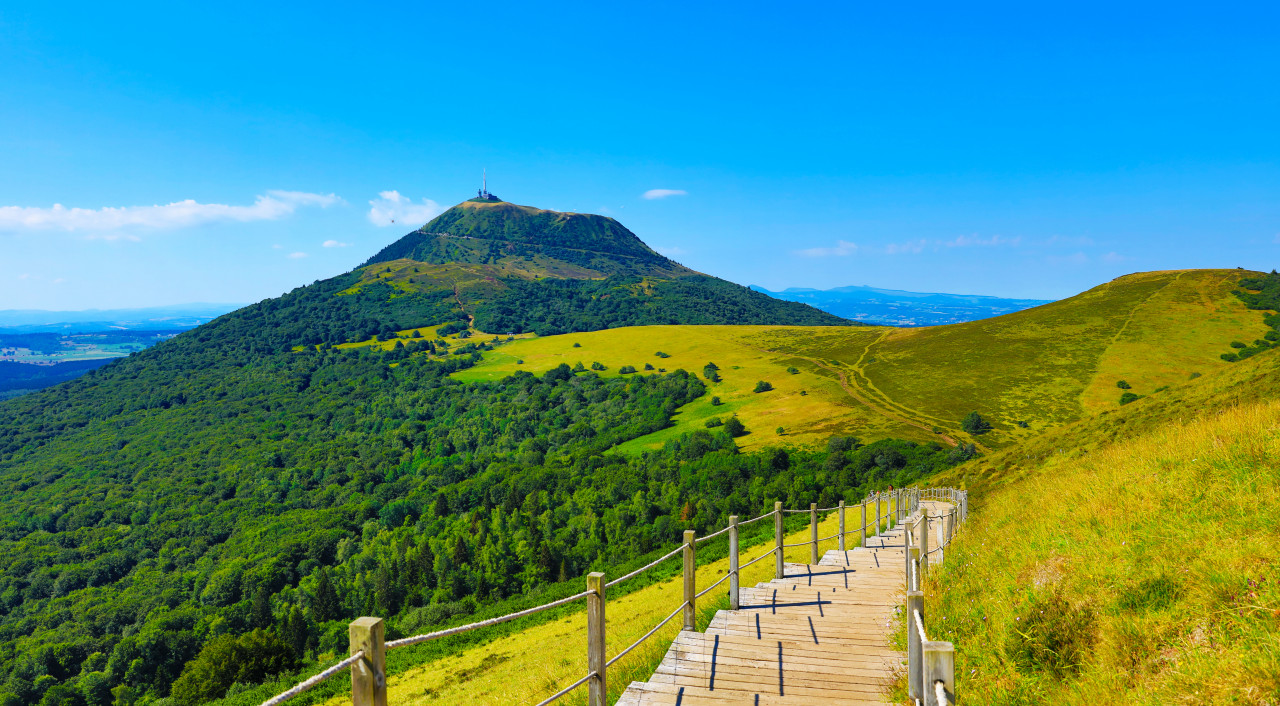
313, 566, 340, 622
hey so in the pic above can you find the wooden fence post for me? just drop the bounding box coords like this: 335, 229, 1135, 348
923, 641, 956, 706
809, 502, 819, 565
774, 501, 784, 579
919, 508, 930, 582
906, 516, 916, 590
860, 500, 867, 548
907, 590, 924, 702
683, 530, 696, 630
875, 494, 882, 539
838, 500, 846, 552
349, 617, 386, 706
587, 572, 606, 706
728, 515, 739, 610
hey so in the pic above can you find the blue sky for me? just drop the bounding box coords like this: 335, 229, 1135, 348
2, 1, 1278, 309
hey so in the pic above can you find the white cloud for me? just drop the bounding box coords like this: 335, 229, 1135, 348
795, 240, 859, 257
655, 245, 687, 256
323, 240, 351, 248
287, 251, 307, 259
1102, 251, 1128, 263
642, 189, 688, 200
884, 239, 927, 255
368, 191, 443, 227
943, 234, 1021, 248
0, 190, 341, 233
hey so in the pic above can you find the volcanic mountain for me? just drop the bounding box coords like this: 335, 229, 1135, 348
347, 197, 850, 336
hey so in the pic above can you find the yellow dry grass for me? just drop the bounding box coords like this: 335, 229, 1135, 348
317, 501, 900, 705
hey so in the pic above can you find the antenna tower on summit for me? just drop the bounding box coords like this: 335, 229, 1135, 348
477, 170, 495, 200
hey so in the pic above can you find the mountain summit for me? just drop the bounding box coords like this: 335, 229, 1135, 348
363, 199, 693, 279
346, 197, 850, 335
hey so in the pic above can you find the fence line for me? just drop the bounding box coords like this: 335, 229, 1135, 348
259, 487, 965, 706
904, 487, 966, 706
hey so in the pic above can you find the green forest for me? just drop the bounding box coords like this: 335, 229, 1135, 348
0, 303, 966, 705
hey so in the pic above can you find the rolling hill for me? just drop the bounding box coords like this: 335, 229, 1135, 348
458, 269, 1269, 452
349, 198, 850, 335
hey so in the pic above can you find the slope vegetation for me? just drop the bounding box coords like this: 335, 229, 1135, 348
465, 269, 1268, 451
917, 338, 1280, 702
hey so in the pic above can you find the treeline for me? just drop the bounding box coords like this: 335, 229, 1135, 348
475, 275, 850, 337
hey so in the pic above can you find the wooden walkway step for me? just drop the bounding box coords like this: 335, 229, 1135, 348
618, 501, 953, 705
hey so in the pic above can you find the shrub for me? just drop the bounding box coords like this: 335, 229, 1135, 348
786, 366, 799, 374
619, 365, 637, 374
1230, 341, 1247, 349
171, 630, 297, 705
573, 362, 586, 373
710, 396, 722, 406
1220, 353, 1239, 362
961, 411, 991, 435
644, 363, 654, 371
590, 361, 606, 371
1119, 392, 1143, 405
1016, 420, 1030, 428
655, 351, 670, 358
705, 417, 724, 428
776, 426, 786, 435
724, 417, 746, 437
1116, 380, 1131, 389
573, 342, 581, 348
753, 381, 773, 393
1004, 591, 1096, 680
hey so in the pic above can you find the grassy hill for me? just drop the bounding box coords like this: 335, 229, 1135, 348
352, 199, 850, 335
457, 269, 1268, 452
913, 325, 1280, 702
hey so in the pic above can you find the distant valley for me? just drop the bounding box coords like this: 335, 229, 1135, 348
751, 284, 1053, 326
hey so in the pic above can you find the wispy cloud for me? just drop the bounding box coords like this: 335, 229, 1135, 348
322, 240, 350, 248
0, 191, 341, 233
287, 251, 308, 259
884, 239, 927, 255
642, 189, 687, 200
1047, 252, 1089, 266
943, 234, 1021, 248
368, 191, 443, 227
795, 240, 859, 257
655, 245, 687, 256
1102, 251, 1128, 264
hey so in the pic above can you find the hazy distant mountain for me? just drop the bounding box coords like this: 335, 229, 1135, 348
0, 303, 243, 333
750, 284, 1052, 326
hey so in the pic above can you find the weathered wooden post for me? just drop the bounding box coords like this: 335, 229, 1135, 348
907, 590, 924, 702
349, 617, 386, 706
860, 500, 867, 548
875, 494, 882, 538
728, 515, 740, 610
809, 502, 819, 565
587, 572, 607, 706
683, 530, 696, 630
918, 508, 930, 582
904, 517, 913, 590
838, 500, 846, 552
923, 641, 956, 706
774, 501, 784, 579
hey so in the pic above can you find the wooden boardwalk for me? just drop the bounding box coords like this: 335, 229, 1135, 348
618, 502, 951, 705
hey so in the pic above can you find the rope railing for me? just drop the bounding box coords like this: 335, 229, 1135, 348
260, 488, 953, 706
903, 488, 965, 706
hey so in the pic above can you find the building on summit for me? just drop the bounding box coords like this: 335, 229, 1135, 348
476, 170, 499, 201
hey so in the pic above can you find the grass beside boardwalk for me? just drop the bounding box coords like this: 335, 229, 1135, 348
304, 500, 899, 705
916, 390, 1280, 701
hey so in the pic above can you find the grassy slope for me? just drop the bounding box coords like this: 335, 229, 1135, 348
917, 347, 1280, 703
452, 325, 923, 452
313, 501, 900, 706
455, 269, 1266, 453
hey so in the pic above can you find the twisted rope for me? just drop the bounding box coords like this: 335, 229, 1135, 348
606, 601, 687, 667
533, 670, 596, 706
605, 545, 686, 589
258, 651, 363, 706
386, 590, 592, 649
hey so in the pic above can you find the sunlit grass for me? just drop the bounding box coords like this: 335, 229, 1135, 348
316, 501, 900, 705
